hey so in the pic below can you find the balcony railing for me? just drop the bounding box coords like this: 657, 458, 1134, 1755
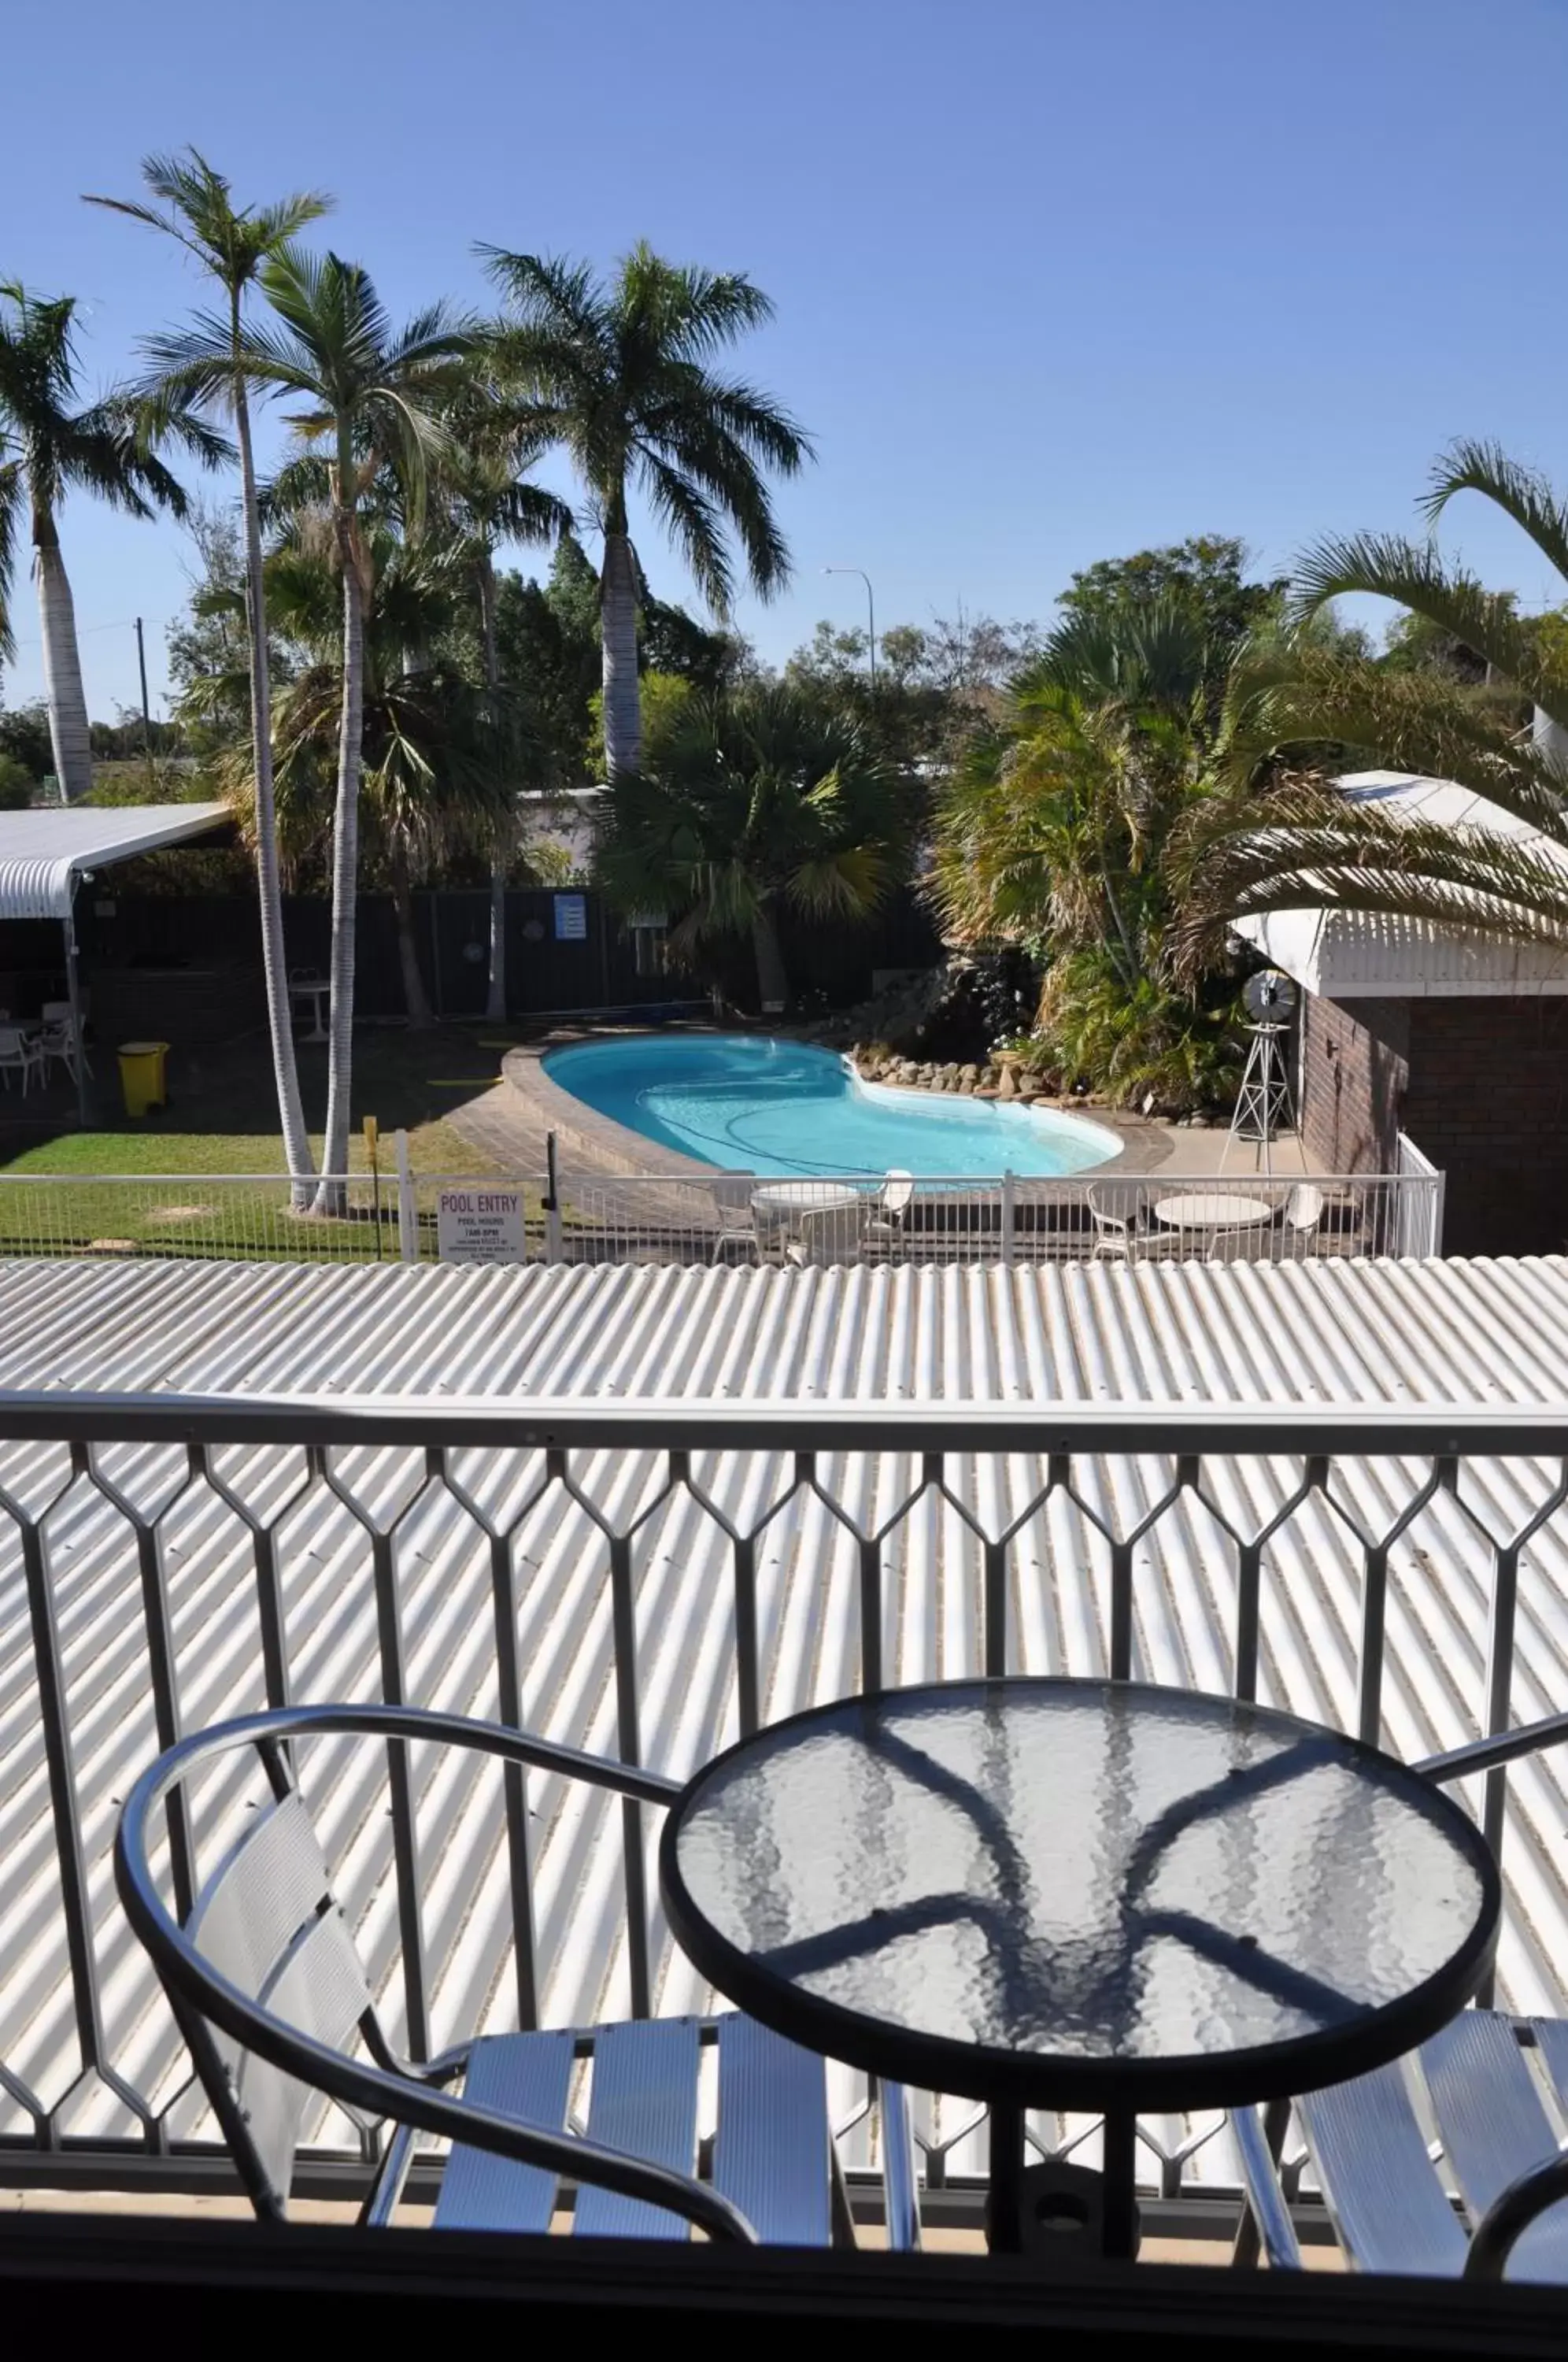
0, 1392, 1550, 2227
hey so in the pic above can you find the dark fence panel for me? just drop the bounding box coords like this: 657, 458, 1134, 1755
68, 886, 940, 1025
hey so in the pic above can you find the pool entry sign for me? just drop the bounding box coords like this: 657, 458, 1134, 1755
437, 1186, 527, 1264
553, 892, 587, 940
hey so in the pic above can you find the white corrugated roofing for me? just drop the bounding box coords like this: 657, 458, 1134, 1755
0, 804, 231, 921
4, 1252, 1568, 2193
1237, 771, 1568, 998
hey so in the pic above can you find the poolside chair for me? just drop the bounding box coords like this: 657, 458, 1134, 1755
115, 1704, 920, 2249
0, 1026, 45, 1095
1086, 1183, 1144, 1264
786, 1199, 867, 1269
865, 1170, 915, 1260
1275, 1183, 1324, 1259
710, 1178, 768, 1266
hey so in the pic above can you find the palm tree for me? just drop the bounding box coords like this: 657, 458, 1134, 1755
244, 524, 512, 1028
483, 242, 809, 778
439, 394, 572, 1019
88, 150, 331, 1195
594, 683, 900, 1010
931, 612, 1244, 1108
1180, 441, 1568, 968
144, 249, 475, 1206
0, 283, 212, 805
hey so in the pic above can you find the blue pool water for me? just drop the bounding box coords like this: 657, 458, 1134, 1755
543, 1035, 1119, 1179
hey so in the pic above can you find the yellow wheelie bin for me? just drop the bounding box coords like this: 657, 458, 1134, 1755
117, 1041, 168, 1118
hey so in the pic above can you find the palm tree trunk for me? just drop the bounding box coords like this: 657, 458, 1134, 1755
235, 357, 314, 1202
315, 483, 365, 1218
32, 509, 93, 805
600, 523, 641, 778
752, 905, 790, 1013
486, 861, 508, 1023
390, 849, 435, 1029
479, 550, 508, 1024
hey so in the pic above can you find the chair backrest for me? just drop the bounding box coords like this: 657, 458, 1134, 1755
1086, 1183, 1131, 1237
1285, 1184, 1325, 1233
40, 1001, 72, 1024
183, 1790, 375, 2209
0, 1027, 31, 1057
881, 1170, 915, 1219
794, 1203, 864, 1267
712, 1177, 756, 1230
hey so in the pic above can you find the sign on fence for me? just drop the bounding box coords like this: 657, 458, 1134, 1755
553, 892, 587, 941
436, 1186, 527, 1265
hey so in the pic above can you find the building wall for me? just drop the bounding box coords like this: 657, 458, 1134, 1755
1300, 991, 1408, 1174
1299, 988, 1568, 1255
1403, 998, 1568, 1257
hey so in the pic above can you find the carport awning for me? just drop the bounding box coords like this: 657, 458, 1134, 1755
0, 803, 232, 920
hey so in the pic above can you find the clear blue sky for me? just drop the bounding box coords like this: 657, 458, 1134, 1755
4, 0, 1568, 724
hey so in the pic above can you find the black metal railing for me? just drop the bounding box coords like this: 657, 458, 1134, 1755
0, 1392, 1562, 2208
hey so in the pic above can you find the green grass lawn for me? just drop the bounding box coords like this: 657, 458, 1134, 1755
0, 1025, 512, 1263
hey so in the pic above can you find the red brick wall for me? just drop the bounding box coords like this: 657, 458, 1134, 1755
1300, 993, 1408, 1175
1403, 998, 1568, 1256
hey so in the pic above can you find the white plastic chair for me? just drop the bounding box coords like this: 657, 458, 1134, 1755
786, 1200, 868, 1269
710, 1178, 768, 1266
0, 1026, 44, 1094
39, 1000, 91, 1082
1277, 1183, 1324, 1258
866, 1170, 915, 1259
1086, 1183, 1144, 1264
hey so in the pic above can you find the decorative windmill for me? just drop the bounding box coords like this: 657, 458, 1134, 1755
1222, 969, 1298, 1174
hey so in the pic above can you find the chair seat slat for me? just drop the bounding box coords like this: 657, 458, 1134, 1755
436, 2031, 576, 2233
713, 2014, 831, 2248
575, 2018, 702, 2240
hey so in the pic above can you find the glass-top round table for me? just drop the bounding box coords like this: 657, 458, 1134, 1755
660, 1679, 1500, 2256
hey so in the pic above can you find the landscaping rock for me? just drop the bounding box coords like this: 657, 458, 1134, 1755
1018, 1075, 1041, 1098
999, 1065, 1017, 1100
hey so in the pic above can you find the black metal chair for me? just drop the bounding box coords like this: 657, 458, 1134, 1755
115, 1704, 920, 2248
1233, 2012, 1568, 2279
1232, 1709, 1568, 2280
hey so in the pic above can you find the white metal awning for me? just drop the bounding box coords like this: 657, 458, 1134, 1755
0, 803, 231, 922
1236, 772, 1568, 998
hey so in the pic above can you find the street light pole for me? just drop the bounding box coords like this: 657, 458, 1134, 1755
823, 566, 876, 690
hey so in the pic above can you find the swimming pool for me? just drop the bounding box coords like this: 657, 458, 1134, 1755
542, 1035, 1120, 1179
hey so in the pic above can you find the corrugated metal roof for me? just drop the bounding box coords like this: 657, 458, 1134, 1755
1237, 772, 1568, 998
0, 804, 231, 920
4, 1252, 1568, 2191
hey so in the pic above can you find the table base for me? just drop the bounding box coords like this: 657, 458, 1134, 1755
986, 2102, 1141, 2263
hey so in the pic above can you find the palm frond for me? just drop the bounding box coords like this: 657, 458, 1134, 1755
1288, 528, 1561, 717
1222, 641, 1568, 839
1176, 774, 1568, 976
0, 454, 21, 658
638, 452, 732, 613
1422, 436, 1568, 587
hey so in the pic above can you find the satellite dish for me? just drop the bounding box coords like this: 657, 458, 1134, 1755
1243, 968, 1297, 1025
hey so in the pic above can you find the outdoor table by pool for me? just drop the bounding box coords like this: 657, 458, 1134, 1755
660, 1679, 1500, 2260
749, 1181, 863, 1216
1153, 1190, 1274, 1232
289, 977, 330, 1044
